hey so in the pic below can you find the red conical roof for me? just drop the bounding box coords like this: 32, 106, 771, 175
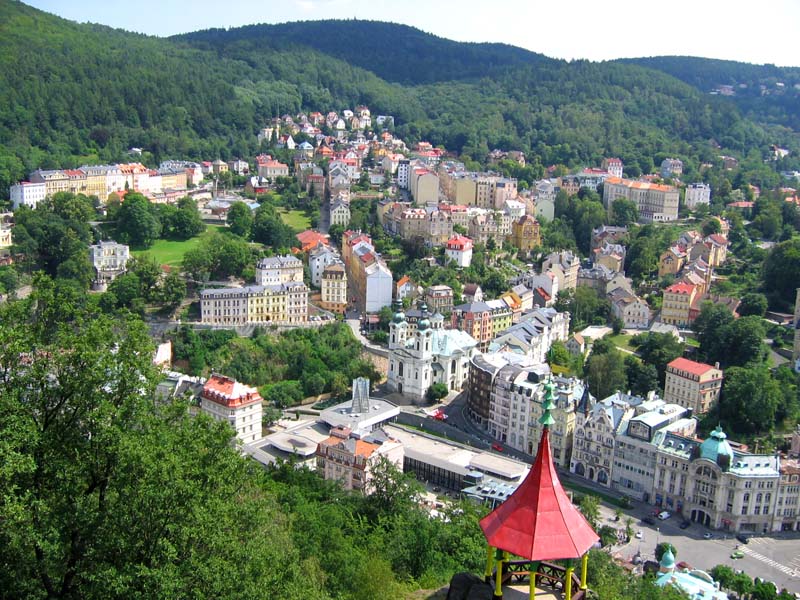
479, 428, 599, 561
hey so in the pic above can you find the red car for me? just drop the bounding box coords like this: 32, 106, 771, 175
491, 442, 504, 452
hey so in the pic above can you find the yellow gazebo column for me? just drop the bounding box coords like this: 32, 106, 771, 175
580, 553, 588, 590
485, 545, 495, 583
529, 561, 538, 600
493, 550, 506, 600
564, 566, 574, 600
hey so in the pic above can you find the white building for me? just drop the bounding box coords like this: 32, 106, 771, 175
10, 181, 47, 210
329, 197, 351, 227
542, 250, 580, 291
255, 255, 304, 286
397, 159, 410, 190
608, 286, 651, 329
445, 234, 474, 268
88, 241, 130, 291
685, 183, 711, 210
387, 303, 478, 403
200, 374, 263, 444
309, 243, 339, 288
603, 177, 680, 223
488, 307, 570, 364
363, 260, 393, 313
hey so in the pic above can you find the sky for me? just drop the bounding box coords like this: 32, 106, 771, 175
25, 0, 800, 67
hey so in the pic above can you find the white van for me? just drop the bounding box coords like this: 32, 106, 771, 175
658, 511, 671, 520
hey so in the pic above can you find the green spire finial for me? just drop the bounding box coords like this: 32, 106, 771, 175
539, 377, 556, 427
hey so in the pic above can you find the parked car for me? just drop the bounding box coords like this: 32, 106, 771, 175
642, 517, 656, 525
658, 511, 671, 520
491, 442, 504, 452
635, 531, 643, 539
703, 532, 713, 540
736, 534, 750, 545
679, 520, 691, 529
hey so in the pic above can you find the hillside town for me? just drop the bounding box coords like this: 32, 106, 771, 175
5, 102, 800, 598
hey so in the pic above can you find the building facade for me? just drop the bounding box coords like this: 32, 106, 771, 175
255, 255, 304, 286
89, 240, 130, 291
10, 181, 47, 210
200, 282, 308, 325
200, 374, 263, 444
603, 177, 680, 222
663, 357, 723, 415
320, 262, 348, 314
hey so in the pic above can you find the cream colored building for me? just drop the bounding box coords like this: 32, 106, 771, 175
316, 427, 404, 493
200, 282, 308, 325
603, 177, 680, 222
28, 170, 70, 197
652, 426, 780, 534
200, 374, 262, 444
320, 262, 347, 314
661, 282, 697, 328
542, 250, 580, 291
664, 357, 723, 415
255, 254, 304, 286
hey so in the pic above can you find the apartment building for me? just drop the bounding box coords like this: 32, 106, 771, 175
603, 177, 680, 222
88, 240, 130, 291
320, 262, 348, 314
200, 374, 263, 444
200, 282, 308, 325
661, 282, 698, 328
663, 357, 723, 415
255, 254, 304, 286
10, 181, 47, 210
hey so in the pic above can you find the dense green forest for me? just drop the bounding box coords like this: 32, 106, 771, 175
622, 56, 800, 132
1, 1, 799, 199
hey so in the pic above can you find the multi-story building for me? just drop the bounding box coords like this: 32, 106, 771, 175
387, 304, 478, 402
652, 426, 780, 533
424, 285, 454, 315
542, 250, 580, 291
510, 215, 541, 253
608, 286, 651, 329
200, 282, 308, 325
320, 262, 348, 314
775, 459, 800, 531
592, 242, 626, 273
445, 234, 473, 267
28, 169, 70, 197
200, 374, 263, 444
488, 308, 570, 364
342, 231, 392, 313
685, 183, 711, 209
663, 357, 723, 415
256, 155, 290, 179
603, 177, 680, 222
255, 255, 304, 286
451, 302, 494, 351
316, 426, 404, 492
308, 243, 339, 288
660, 158, 684, 179
661, 282, 698, 328
601, 157, 624, 178
88, 241, 130, 291
329, 197, 351, 227
658, 245, 688, 278
10, 181, 47, 210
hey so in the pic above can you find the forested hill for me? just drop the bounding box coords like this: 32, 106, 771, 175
621, 56, 800, 131
178, 20, 556, 85
1, 1, 798, 198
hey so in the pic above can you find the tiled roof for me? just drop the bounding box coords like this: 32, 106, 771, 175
667, 357, 718, 377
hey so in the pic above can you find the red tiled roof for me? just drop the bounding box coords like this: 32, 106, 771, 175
667, 357, 719, 377
665, 282, 695, 295
202, 374, 262, 408
446, 234, 474, 250
480, 426, 598, 561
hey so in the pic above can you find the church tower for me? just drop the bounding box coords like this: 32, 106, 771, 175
389, 298, 408, 350
411, 302, 434, 361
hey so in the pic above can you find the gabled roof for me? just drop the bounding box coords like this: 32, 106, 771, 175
480, 425, 598, 560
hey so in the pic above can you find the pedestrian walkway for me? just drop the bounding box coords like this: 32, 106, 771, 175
741, 545, 798, 577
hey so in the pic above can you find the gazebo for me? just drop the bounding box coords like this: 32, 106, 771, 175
479, 379, 599, 599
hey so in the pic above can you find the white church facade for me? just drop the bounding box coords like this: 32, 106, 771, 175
386, 301, 479, 403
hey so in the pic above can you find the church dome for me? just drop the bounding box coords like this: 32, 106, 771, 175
660, 548, 675, 570
392, 309, 406, 324
699, 426, 734, 463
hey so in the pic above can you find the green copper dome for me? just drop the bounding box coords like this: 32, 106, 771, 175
699, 426, 734, 463
660, 548, 675, 570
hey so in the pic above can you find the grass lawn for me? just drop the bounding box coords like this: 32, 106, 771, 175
276, 207, 311, 232
133, 225, 225, 267
606, 333, 636, 353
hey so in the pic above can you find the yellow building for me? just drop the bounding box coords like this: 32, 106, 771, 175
201, 282, 308, 325
660, 282, 697, 328
511, 214, 541, 253
320, 262, 348, 314
658, 246, 687, 278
